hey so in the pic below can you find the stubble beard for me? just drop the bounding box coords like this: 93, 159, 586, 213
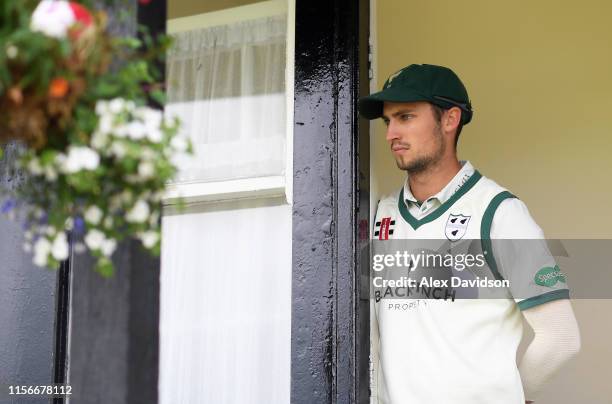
395, 125, 446, 175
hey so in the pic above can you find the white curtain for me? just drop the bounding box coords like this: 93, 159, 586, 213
160, 13, 291, 404
159, 199, 292, 403
166, 15, 287, 183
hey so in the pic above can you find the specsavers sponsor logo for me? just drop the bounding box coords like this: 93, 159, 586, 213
534, 264, 566, 287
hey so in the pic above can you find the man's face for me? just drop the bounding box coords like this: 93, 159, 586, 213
382, 101, 446, 174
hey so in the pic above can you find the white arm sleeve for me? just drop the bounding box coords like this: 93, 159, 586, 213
519, 299, 581, 401
490, 198, 581, 401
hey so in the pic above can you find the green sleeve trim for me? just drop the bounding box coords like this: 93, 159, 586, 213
480, 191, 517, 282
398, 170, 483, 230
517, 289, 570, 311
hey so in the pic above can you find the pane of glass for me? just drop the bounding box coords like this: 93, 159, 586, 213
166, 3, 287, 184
160, 199, 291, 403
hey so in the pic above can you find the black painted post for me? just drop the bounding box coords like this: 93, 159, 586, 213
0, 143, 58, 404
66, 1, 164, 403
291, 0, 370, 403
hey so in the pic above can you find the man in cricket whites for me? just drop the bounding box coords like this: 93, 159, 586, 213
359, 64, 581, 404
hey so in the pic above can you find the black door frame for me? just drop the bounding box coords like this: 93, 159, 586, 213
291, 0, 371, 402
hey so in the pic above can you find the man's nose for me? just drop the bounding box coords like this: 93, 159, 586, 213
385, 121, 400, 142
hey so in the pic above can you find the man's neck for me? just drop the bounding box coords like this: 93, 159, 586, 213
407, 159, 462, 202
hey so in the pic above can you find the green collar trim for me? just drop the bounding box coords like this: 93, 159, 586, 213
397, 170, 483, 230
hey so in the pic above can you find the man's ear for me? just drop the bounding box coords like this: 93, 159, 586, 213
443, 107, 462, 134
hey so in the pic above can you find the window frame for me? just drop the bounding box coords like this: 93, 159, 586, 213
163, 0, 295, 206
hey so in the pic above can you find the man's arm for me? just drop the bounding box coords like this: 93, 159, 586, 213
490, 198, 581, 402
519, 299, 581, 402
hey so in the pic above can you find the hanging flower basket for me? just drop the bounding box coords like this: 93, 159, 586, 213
0, 0, 191, 276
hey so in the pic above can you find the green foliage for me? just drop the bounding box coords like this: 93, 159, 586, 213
0, 0, 191, 275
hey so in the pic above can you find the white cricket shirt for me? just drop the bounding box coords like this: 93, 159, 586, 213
371, 161, 569, 404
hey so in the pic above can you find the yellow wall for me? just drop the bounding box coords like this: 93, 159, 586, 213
373, 0, 612, 238
168, 0, 264, 19
373, 1, 612, 402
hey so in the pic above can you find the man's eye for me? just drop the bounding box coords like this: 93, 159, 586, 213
400, 114, 412, 120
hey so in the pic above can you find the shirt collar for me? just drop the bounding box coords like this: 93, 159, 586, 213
403, 160, 475, 205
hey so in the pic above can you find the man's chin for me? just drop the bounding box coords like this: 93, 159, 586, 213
394, 157, 412, 171
396, 158, 432, 174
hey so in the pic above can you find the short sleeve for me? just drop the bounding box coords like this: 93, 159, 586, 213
489, 198, 570, 310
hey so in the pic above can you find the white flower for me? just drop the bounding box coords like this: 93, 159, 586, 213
163, 114, 180, 131
127, 121, 146, 140
109, 98, 126, 114
91, 131, 108, 150
84, 229, 105, 250
44, 165, 58, 181
98, 115, 114, 135
64, 217, 74, 231
134, 107, 164, 142
101, 238, 117, 257
74, 242, 86, 254
146, 128, 162, 143
126, 200, 149, 223
62, 146, 100, 173
28, 158, 43, 175
6, 45, 18, 59
51, 232, 69, 261
103, 216, 114, 229
84, 206, 103, 225
33, 237, 52, 267
136, 107, 161, 125
30, 0, 75, 39
45, 226, 57, 236
95, 100, 109, 116
110, 141, 127, 158
138, 231, 159, 249
114, 124, 129, 138
145, 108, 162, 127
140, 148, 156, 161
138, 161, 155, 179
171, 135, 188, 152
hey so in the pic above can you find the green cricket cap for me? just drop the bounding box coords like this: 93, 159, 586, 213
358, 63, 473, 124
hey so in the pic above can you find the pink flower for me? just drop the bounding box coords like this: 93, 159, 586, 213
31, 0, 93, 39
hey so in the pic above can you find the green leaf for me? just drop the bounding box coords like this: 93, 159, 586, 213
150, 89, 165, 105
95, 257, 115, 278
40, 150, 57, 166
